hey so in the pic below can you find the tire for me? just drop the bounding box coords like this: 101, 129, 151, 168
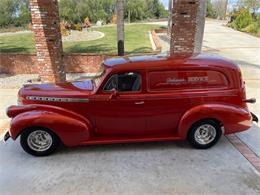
20, 127, 60, 156
187, 120, 222, 149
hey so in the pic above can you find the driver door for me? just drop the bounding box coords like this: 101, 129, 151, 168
93, 71, 146, 136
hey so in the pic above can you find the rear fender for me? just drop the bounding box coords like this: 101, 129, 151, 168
178, 104, 252, 139
8, 105, 92, 146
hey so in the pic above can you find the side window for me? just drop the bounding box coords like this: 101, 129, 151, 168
103, 74, 117, 91
103, 72, 141, 92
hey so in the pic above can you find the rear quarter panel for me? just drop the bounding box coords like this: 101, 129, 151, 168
178, 103, 252, 139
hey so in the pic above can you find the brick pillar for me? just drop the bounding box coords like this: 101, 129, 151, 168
170, 0, 200, 55
30, 0, 65, 83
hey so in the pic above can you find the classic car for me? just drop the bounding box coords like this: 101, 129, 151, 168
4, 54, 258, 156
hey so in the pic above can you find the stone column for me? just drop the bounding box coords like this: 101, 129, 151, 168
30, 0, 65, 83
194, 0, 207, 53
170, 0, 202, 55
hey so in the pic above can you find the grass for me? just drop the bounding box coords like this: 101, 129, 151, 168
0, 24, 161, 54
0, 26, 28, 33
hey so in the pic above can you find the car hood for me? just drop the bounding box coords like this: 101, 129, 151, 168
19, 80, 94, 99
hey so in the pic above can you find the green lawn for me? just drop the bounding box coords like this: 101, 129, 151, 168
0, 24, 161, 54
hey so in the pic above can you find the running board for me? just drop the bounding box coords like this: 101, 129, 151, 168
80, 134, 181, 145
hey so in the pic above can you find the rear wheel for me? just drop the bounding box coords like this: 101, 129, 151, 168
20, 127, 60, 156
187, 120, 222, 149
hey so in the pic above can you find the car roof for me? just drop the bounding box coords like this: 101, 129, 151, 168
103, 53, 239, 71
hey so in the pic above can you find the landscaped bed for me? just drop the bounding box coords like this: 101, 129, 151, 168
0, 24, 161, 54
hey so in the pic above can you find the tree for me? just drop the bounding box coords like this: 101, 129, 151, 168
60, 0, 116, 24
0, 0, 17, 27
232, 9, 253, 29
239, 0, 260, 16
116, 0, 124, 56
125, 0, 146, 22
152, 0, 166, 18
16, 0, 31, 27
206, 0, 215, 18
212, 0, 227, 19
59, 0, 79, 24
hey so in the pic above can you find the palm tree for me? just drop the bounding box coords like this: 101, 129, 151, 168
116, 0, 124, 56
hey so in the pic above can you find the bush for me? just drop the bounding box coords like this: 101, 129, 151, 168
60, 22, 70, 36
257, 15, 260, 27
73, 23, 82, 31
242, 23, 257, 33
240, 15, 260, 36
232, 9, 253, 30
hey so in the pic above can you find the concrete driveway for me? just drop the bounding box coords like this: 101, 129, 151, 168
1, 136, 260, 194
1, 19, 260, 194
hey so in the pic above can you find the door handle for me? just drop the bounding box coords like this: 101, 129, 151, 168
135, 101, 144, 105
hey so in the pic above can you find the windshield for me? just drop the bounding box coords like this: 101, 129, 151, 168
92, 66, 106, 88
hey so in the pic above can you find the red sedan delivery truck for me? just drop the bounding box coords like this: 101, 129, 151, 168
4, 54, 258, 156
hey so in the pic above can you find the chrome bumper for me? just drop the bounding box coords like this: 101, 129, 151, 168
1, 130, 10, 143
251, 112, 258, 123
4, 131, 10, 142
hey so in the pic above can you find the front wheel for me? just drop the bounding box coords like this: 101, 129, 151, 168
20, 127, 60, 156
187, 120, 222, 149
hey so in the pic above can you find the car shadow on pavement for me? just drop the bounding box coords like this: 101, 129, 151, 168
58, 141, 191, 155
55, 137, 230, 156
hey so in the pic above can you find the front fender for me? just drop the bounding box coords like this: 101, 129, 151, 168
8, 105, 92, 146
178, 104, 252, 139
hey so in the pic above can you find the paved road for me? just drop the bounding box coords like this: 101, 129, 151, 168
0, 20, 260, 194
203, 20, 260, 68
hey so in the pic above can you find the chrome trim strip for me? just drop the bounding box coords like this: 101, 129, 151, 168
26, 96, 89, 103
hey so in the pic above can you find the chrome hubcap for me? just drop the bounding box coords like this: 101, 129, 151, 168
194, 124, 216, 145
27, 130, 52, 152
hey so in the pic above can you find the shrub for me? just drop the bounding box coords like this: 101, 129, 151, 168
60, 22, 70, 36
232, 9, 253, 30
240, 15, 260, 36
242, 23, 257, 33
73, 23, 82, 31
256, 15, 260, 27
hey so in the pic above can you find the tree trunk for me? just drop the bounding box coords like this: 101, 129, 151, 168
117, 0, 125, 56
128, 10, 131, 23
224, 0, 228, 19
168, 0, 172, 36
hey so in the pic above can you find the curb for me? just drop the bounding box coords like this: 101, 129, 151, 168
151, 30, 162, 52
227, 134, 260, 172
